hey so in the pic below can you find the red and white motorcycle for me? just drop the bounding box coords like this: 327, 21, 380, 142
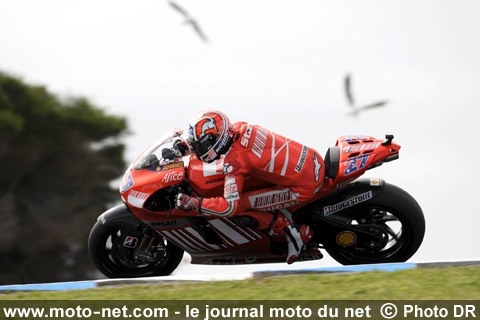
88, 130, 425, 278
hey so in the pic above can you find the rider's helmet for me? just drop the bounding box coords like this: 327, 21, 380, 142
188, 109, 233, 163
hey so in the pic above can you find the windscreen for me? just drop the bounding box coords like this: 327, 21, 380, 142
133, 128, 188, 170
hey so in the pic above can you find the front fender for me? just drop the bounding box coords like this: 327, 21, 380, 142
97, 204, 143, 226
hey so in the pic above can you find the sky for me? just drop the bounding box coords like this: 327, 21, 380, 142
1, 0, 480, 276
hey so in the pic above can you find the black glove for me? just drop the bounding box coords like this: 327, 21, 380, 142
173, 139, 190, 157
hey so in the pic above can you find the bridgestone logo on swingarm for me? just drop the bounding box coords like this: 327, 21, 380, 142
323, 191, 373, 216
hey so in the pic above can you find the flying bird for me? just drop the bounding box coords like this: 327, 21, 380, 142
168, 1, 209, 43
344, 73, 388, 117
344, 74, 355, 107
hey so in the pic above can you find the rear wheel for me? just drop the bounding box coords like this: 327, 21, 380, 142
88, 218, 184, 278
325, 183, 425, 265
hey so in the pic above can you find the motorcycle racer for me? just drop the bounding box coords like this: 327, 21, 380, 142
175, 109, 325, 264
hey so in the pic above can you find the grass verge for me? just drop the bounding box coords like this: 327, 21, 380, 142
1, 266, 479, 300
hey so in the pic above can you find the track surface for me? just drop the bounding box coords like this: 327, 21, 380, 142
1, 260, 479, 291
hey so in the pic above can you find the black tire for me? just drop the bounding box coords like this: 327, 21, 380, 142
326, 183, 425, 265
88, 217, 184, 278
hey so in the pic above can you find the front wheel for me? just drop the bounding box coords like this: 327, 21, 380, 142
325, 183, 425, 265
88, 217, 184, 278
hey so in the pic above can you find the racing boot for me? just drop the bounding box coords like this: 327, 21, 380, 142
241, 211, 313, 264
267, 214, 313, 264
284, 224, 313, 264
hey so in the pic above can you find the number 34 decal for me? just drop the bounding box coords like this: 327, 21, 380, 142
344, 155, 370, 176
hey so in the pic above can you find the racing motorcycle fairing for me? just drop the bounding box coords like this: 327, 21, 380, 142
319, 134, 400, 193
140, 213, 323, 265
119, 129, 190, 218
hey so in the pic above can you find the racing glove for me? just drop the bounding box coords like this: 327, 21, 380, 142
175, 193, 202, 213
173, 139, 191, 157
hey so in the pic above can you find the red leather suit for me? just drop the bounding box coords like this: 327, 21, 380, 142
197, 122, 325, 220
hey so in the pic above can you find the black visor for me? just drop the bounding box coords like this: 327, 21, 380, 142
190, 133, 217, 157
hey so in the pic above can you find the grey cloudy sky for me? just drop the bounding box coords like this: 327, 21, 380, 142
1, 0, 479, 274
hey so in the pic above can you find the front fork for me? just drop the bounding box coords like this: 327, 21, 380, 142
133, 226, 163, 263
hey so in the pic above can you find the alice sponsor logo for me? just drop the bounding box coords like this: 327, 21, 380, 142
162, 171, 184, 184
224, 175, 240, 201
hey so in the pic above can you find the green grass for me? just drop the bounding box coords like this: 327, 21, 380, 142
1, 266, 480, 300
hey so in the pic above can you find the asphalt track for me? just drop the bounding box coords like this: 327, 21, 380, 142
1, 260, 479, 291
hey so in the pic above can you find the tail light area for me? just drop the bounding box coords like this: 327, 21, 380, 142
335, 134, 401, 173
